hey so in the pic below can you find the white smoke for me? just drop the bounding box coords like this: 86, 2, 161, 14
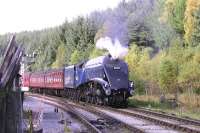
96, 36, 128, 59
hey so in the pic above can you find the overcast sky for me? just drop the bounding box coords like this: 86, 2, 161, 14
0, 0, 123, 35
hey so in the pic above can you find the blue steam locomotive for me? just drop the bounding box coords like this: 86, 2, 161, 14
63, 54, 134, 106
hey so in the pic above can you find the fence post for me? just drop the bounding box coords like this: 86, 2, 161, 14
0, 35, 23, 133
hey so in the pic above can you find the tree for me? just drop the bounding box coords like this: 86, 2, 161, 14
70, 50, 82, 65
191, 9, 200, 46
125, 44, 146, 94
128, 22, 154, 47
52, 43, 68, 68
161, 0, 186, 34
147, 0, 177, 49
159, 58, 178, 94
178, 46, 200, 91
89, 48, 105, 59
184, 0, 200, 46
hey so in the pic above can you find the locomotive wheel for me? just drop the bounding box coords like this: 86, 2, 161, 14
96, 96, 103, 105
95, 88, 103, 105
122, 100, 128, 108
88, 82, 95, 104
86, 96, 89, 103
74, 90, 77, 101
91, 96, 95, 104
95, 96, 99, 105
70, 89, 73, 100
107, 97, 113, 106
73, 81, 125, 107
89, 96, 92, 103
76, 89, 80, 101
102, 97, 108, 106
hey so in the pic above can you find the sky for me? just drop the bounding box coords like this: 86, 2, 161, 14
0, 0, 123, 35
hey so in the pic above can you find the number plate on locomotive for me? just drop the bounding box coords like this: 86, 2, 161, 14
114, 66, 120, 70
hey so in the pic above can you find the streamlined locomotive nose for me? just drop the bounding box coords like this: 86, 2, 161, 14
103, 60, 129, 90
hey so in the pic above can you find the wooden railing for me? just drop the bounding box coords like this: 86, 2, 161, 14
0, 35, 23, 133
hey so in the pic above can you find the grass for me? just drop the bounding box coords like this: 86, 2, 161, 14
128, 94, 200, 120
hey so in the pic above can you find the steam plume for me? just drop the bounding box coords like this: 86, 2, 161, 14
96, 36, 128, 59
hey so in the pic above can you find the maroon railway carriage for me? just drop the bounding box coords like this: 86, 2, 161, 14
22, 72, 30, 87
29, 72, 45, 88
44, 69, 64, 89
23, 69, 64, 90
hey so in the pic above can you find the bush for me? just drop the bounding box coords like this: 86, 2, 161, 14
89, 48, 106, 59
194, 88, 200, 95
159, 58, 178, 93
70, 50, 82, 65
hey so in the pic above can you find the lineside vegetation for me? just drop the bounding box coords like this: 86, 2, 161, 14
0, 0, 199, 115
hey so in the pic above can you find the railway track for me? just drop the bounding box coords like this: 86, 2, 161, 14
32, 95, 102, 133
26, 93, 144, 133
84, 104, 200, 133
25, 93, 200, 133
111, 108, 200, 133
71, 97, 200, 132
74, 104, 200, 133
127, 108, 200, 127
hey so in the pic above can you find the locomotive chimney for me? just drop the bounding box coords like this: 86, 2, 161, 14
96, 37, 128, 60
107, 53, 119, 61
108, 54, 112, 58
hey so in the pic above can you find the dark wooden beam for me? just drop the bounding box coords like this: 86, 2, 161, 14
0, 35, 23, 133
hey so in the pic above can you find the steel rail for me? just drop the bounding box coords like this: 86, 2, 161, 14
26, 93, 200, 133
108, 108, 200, 133
26, 93, 145, 133
65, 101, 145, 133
129, 107, 200, 126
27, 94, 101, 133
75, 99, 200, 133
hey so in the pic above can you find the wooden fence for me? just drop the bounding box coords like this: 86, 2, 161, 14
0, 35, 23, 133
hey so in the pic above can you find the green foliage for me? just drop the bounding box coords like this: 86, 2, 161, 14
125, 44, 153, 94
52, 43, 68, 68
191, 8, 200, 46
184, 0, 200, 46
125, 44, 141, 70
70, 50, 82, 65
133, 78, 146, 95
62, 16, 96, 52
158, 58, 178, 93
194, 88, 200, 95
177, 47, 200, 89
145, 0, 177, 49
163, 0, 186, 34
70, 50, 88, 64
178, 61, 200, 83
128, 23, 153, 47
89, 48, 106, 59
0, 0, 200, 97
128, 98, 171, 109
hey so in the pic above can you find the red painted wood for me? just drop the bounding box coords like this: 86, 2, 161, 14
27, 69, 64, 90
